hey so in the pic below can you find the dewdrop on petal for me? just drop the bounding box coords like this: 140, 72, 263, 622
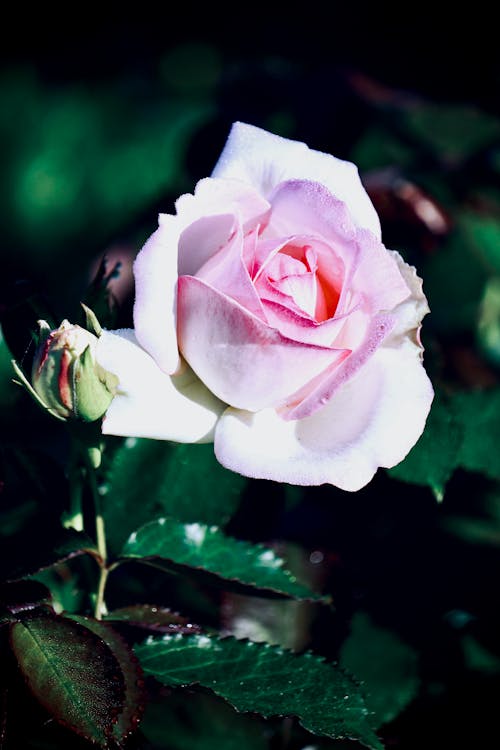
31, 319, 119, 422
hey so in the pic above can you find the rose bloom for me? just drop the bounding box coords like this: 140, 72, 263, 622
96, 122, 434, 491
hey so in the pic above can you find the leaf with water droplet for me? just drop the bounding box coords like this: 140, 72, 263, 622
135, 633, 382, 749
104, 604, 201, 635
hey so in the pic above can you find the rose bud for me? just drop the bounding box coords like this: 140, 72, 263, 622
32, 320, 118, 422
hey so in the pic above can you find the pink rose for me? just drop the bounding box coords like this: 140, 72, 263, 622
97, 122, 433, 490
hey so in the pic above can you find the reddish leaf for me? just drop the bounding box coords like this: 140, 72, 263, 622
70, 615, 145, 745
10, 610, 124, 747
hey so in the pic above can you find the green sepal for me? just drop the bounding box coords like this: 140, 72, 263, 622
73, 343, 116, 423
11, 359, 66, 422
81, 303, 103, 338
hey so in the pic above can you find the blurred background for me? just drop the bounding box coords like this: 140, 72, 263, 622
1, 6, 500, 749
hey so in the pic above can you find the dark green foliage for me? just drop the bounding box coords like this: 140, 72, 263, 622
122, 518, 321, 600
136, 633, 382, 749
2, 37, 500, 750
340, 613, 419, 727
142, 690, 269, 750
104, 439, 246, 555
390, 389, 500, 497
0, 71, 212, 269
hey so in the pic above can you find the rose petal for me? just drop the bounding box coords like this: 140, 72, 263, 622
96, 329, 225, 443
269, 180, 410, 315
195, 224, 266, 320
175, 177, 270, 241
386, 251, 430, 346
261, 299, 363, 348
178, 213, 237, 278
177, 275, 349, 411
212, 122, 381, 238
133, 221, 181, 374
282, 314, 395, 419
254, 233, 345, 323
134, 178, 270, 374
269, 179, 358, 241
176, 180, 270, 277
214, 343, 434, 491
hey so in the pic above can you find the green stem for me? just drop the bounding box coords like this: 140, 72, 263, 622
81, 447, 109, 620
84, 452, 107, 563
94, 565, 110, 620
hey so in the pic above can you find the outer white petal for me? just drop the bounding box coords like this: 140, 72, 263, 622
96, 329, 225, 443
212, 121, 381, 239
133, 220, 181, 375
214, 341, 434, 491
386, 251, 430, 346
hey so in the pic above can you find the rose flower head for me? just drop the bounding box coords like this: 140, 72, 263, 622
97, 122, 434, 490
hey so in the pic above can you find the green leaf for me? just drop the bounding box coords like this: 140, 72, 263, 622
32, 564, 86, 615
352, 127, 414, 171
457, 390, 500, 478
388, 392, 460, 499
422, 227, 488, 335
122, 518, 321, 600
104, 439, 247, 555
142, 689, 269, 750
2, 72, 212, 261
135, 634, 382, 750
340, 613, 419, 727
463, 214, 500, 275
10, 610, 125, 747
70, 616, 145, 744
389, 389, 500, 496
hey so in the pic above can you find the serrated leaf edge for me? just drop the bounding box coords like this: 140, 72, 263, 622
69, 615, 145, 744
136, 633, 382, 750
122, 518, 325, 602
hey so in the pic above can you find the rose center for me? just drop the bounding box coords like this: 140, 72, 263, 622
255, 241, 341, 323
